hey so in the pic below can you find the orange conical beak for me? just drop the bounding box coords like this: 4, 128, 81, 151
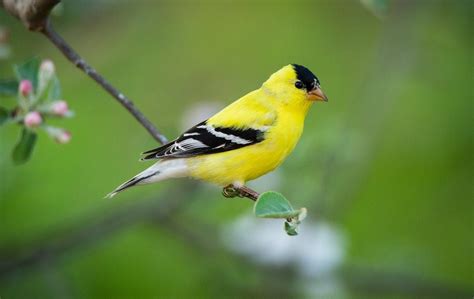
308, 87, 328, 102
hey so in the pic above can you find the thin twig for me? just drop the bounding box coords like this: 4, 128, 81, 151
39, 20, 168, 144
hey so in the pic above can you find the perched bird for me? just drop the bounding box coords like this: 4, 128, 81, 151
106, 64, 327, 198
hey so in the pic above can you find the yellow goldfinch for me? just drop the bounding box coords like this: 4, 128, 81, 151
107, 64, 327, 198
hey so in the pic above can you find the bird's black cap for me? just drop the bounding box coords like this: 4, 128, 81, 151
291, 64, 320, 90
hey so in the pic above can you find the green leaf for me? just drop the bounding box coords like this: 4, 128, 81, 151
254, 191, 300, 219
254, 191, 308, 236
14, 57, 40, 91
12, 128, 37, 164
0, 107, 9, 125
0, 79, 19, 97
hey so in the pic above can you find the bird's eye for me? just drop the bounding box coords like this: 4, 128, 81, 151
295, 81, 304, 89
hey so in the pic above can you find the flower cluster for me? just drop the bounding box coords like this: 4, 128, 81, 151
0, 57, 73, 163
16, 60, 73, 143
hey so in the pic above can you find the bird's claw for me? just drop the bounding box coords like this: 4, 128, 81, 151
222, 185, 260, 202
222, 185, 243, 198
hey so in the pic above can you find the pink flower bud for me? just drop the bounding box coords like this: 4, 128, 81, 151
51, 100, 69, 116
24, 111, 42, 128
19, 80, 33, 96
40, 59, 55, 75
55, 130, 71, 144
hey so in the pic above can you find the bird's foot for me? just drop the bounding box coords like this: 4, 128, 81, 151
222, 185, 241, 198
222, 185, 260, 201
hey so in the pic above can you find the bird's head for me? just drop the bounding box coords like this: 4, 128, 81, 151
262, 64, 328, 110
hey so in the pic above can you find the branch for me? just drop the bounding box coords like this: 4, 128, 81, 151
1, 0, 59, 30
39, 21, 168, 144
1, 0, 168, 144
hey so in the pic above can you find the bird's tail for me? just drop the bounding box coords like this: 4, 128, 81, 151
105, 159, 188, 198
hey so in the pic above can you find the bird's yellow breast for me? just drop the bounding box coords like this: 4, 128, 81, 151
186, 108, 305, 186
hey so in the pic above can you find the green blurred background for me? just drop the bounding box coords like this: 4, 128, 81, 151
0, 0, 472, 298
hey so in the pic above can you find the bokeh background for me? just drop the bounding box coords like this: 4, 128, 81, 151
0, 0, 472, 298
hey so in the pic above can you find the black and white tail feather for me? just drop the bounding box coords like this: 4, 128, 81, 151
105, 168, 160, 199
105, 120, 266, 198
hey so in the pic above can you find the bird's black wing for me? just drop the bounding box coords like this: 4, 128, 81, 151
141, 121, 266, 160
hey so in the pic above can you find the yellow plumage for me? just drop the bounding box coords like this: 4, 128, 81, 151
107, 64, 327, 197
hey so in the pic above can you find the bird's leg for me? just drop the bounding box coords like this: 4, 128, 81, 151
222, 184, 260, 202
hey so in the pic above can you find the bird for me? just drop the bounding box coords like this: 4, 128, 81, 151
106, 64, 328, 198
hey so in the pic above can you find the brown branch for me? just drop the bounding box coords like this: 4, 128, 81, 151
39, 20, 168, 144
1, 0, 59, 30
